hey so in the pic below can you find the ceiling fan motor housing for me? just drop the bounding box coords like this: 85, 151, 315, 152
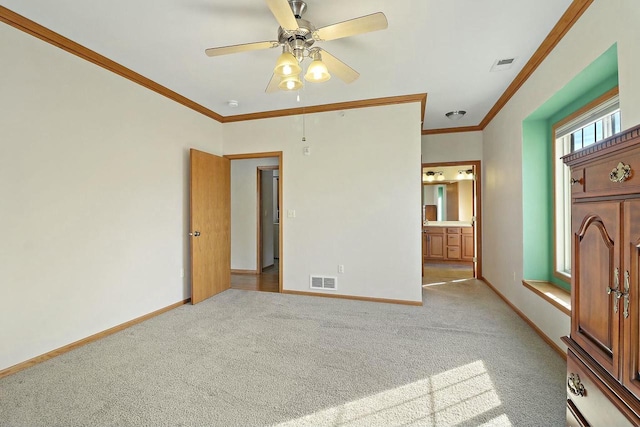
278, 16, 315, 62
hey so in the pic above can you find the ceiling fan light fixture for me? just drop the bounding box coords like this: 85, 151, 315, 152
278, 74, 303, 91
304, 58, 331, 83
274, 51, 301, 77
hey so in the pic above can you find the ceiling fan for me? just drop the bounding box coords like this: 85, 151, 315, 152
205, 0, 388, 93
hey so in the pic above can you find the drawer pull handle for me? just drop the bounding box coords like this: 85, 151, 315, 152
610, 162, 632, 183
570, 177, 583, 186
568, 373, 586, 397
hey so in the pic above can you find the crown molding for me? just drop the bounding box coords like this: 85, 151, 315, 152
421, 126, 482, 136
1, 0, 593, 133
423, 0, 593, 136
221, 93, 427, 123
478, 0, 594, 129
0, 6, 225, 123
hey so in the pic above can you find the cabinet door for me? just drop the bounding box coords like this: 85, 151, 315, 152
462, 231, 474, 261
428, 234, 445, 259
622, 199, 640, 398
572, 201, 621, 379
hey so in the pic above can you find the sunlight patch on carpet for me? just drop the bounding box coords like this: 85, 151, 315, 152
422, 281, 447, 287
275, 360, 511, 426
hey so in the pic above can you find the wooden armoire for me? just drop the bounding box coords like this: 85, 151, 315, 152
562, 124, 640, 425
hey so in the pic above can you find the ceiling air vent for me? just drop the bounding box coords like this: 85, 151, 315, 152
310, 276, 338, 290
490, 57, 516, 72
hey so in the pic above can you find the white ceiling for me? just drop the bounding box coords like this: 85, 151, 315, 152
0, 0, 573, 131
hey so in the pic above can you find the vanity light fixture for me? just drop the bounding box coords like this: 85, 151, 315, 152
424, 171, 445, 182
424, 171, 436, 182
457, 169, 474, 180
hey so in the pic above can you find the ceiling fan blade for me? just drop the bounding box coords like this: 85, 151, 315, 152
265, 0, 299, 31
205, 41, 278, 57
315, 12, 388, 41
265, 74, 281, 93
320, 50, 359, 84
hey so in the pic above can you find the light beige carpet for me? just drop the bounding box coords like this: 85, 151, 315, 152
423, 263, 474, 285
0, 281, 565, 426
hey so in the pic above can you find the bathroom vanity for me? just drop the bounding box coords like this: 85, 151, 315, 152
422, 221, 474, 263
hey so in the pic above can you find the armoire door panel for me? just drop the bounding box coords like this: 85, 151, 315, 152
572, 201, 621, 378
623, 200, 640, 399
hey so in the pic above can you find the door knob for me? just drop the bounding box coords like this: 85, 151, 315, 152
189, 231, 201, 237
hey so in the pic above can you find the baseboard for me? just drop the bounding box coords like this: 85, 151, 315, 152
480, 277, 566, 360
231, 269, 259, 275
0, 298, 190, 380
282, 290, 423, 306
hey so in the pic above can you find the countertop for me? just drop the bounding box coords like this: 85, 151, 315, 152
423, 221, 472, 227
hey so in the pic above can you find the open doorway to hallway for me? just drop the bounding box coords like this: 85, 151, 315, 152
226, 153, 282, 293
421, 161, 482, 286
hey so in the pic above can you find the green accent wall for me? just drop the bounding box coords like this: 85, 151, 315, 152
522, 44, 618, 291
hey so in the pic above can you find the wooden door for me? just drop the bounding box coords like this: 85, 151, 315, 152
623, 199, 640, 397
571, 200, 621, 378
190, 149, 230, 304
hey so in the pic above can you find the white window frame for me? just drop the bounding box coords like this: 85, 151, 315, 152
553, 91, 620, 282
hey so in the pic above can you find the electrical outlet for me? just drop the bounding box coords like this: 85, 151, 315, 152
338, 265, 345, 273
287, 209, 296, 218
180, 268, 185, 278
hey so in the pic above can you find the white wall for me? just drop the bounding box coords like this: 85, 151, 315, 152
230, 158, 278, 271
421, 131, 483, 163
0, 23, 223, 371
223, 104, 423, 302
482, 0, 640, 350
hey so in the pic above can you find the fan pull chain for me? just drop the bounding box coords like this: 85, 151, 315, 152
302, 113, 306, 142
299, 86, 306, 142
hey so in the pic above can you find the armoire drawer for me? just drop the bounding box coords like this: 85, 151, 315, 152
567, 351, 634, 426
578, 146, 640, 197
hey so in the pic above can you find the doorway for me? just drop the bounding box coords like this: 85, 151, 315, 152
421, 160, 482, 285
226, 152, 283, 293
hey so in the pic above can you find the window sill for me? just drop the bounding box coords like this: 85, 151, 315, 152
522, 280, 571, 316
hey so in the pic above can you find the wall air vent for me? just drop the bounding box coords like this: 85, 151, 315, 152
310, 276, 338, 290
490, 57, 516, 72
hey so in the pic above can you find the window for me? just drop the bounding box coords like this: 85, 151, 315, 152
553, 94, 620, 280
